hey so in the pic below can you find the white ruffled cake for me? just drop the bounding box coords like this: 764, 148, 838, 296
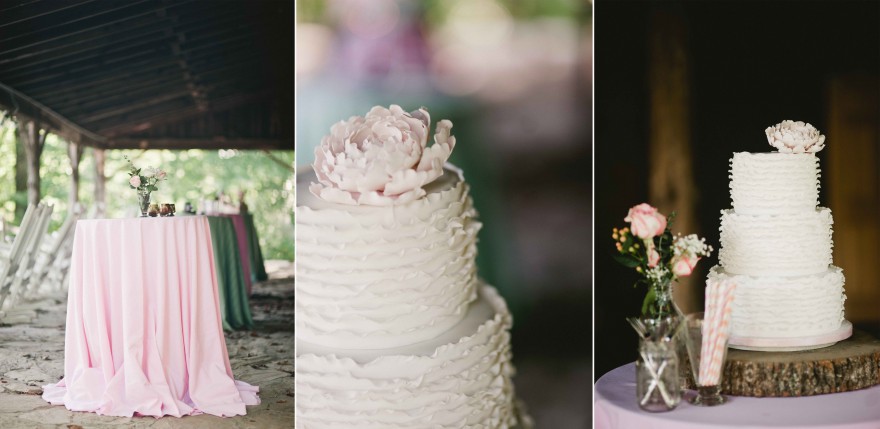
710, 121, 850, 350
295, 106, 524, 428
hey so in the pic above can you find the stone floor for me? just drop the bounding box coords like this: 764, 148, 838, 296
0, 260, 295, 429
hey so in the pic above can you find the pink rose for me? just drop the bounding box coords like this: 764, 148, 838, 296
624, 203, 667, 239
648, 246, 660, 268
158, 171, 167, 180
672, 255, 699, 277
129, 176, 141, 188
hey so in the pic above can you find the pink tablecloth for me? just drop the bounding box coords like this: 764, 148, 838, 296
596, 363, 880, 429
42, 216, 260, 417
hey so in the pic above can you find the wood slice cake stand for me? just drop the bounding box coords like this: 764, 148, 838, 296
720, 330, 880, 397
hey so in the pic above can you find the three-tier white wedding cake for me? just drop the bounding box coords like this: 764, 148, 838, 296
709, 121, 850, 350
295, 105, 523, 428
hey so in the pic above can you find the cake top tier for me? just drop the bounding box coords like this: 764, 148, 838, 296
310, 105, 457, 206
730, 152, 820, 215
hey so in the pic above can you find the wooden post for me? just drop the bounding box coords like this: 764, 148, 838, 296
21, 120, 46, 207
827, 73, 880, 323
647, 6, 698, 313
94, 149, 106, 218
68, 141, 84, 213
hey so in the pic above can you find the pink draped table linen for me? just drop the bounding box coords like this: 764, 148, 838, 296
42, 216, 260, 418
596, 363, 880, 429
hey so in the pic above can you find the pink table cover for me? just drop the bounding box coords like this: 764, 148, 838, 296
596, 363, 880, 428
218, 214, 252, 296
42, 216, 260, 418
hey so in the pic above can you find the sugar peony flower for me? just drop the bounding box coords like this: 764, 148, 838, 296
765, 120, 825, 154
310, 105, 456, 206
624, 203, 667, 239
129, 176, 141, 188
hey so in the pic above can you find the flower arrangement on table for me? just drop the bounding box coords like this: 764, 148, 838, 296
612, 203, 713, 317
124, 155, 167, 217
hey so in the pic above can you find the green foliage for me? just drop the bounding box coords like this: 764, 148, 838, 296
0, 123, 293, 261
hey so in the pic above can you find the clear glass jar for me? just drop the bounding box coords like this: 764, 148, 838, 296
636, 336, 681, 412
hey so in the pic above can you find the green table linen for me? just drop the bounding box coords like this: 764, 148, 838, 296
207, 216, 254, 330
242, 212, 268, 282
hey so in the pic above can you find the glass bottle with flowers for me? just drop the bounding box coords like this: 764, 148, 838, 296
124, 155, 167, 217
613, 203, 713, 410
612, 203, 712, 320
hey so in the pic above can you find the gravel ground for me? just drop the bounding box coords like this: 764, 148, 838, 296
0, 260, 294, 429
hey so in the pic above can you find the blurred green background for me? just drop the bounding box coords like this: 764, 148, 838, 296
0, 117, 293, 261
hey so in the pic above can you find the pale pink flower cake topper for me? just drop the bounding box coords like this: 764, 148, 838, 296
310, 105, 456, 206
765, 120, 825, 154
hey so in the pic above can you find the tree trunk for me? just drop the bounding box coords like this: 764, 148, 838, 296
68, 141, 84, 213
647, 6, 698, 313
21, 120, 46, 207
14, 126, 27, 223
94, 149, 106, 218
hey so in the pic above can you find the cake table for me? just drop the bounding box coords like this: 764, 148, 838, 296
42, 216, 260, 417
595, 363, 880, 429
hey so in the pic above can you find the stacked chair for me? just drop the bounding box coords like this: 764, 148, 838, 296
0, 203, 76, 323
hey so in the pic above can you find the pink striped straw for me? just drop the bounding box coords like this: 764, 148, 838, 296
700, 278, 737, 386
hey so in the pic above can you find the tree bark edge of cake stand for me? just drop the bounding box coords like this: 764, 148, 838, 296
721, 330, 880, 397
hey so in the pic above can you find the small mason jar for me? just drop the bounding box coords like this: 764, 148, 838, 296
636, 336, 681, 412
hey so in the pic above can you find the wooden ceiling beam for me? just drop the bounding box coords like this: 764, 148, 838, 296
75, 90, 193, 125
0, 6, 246, 58
98, 92, 271, 137
0, 0, 159, 45
0, 0, 97, 29
0, 81, 105, 146
100, 138, 289, 151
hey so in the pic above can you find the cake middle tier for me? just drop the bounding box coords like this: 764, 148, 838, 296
296, 166, 481, 349
719, 208, 833, 276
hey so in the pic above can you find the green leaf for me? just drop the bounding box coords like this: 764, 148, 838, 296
611, 252, 641, 268
641, 287, 657, 316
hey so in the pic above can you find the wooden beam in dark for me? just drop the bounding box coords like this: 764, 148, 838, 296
0, 0, 158, 45
46, 75, 188, 111
98, 92, 271, 137
75, 90, 192, 125
101, 138, 289, 150
5, 55, 180, 91
0, 0, 97, 29
0, 81, 105, 146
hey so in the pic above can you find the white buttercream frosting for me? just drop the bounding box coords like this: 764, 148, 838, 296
296, 285, 519, 429
718, 142, 848, 343
709, 267, 846, 338
296, 165, 480, 349
729, 152, 820, 215
719, 208, 833, 276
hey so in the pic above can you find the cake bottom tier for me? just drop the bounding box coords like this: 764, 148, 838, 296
295, 284, 520, 429
709, 266, 847, 340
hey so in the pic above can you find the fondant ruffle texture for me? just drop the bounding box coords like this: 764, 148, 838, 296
296, 166, 481, 349
719, 208, 833, 276
729, 152, 819, 215
296, 285, 519, 429
709, 267, 846, 338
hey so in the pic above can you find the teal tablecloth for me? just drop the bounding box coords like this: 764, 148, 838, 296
242, 212, 268, 282
207, 216, 254, 330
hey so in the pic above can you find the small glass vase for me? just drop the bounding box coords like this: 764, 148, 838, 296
636, 330, 681, 411
137, 190, 151, 217
644, 280, 691, 391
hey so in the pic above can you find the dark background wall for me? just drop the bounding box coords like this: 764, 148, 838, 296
595, 0, 880, 379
